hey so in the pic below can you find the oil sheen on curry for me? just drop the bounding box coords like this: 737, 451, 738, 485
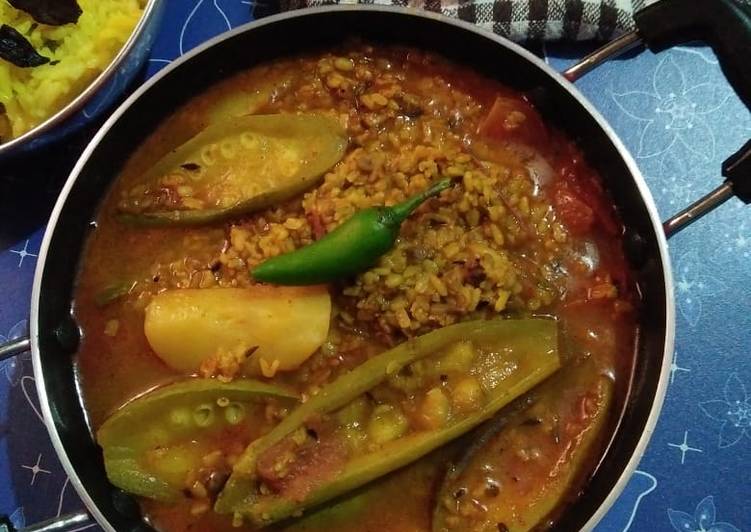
75, 43, 638, 531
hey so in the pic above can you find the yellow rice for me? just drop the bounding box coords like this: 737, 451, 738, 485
0, 0, 145, 140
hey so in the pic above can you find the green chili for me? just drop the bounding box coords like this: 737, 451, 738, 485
251, 178, 453, 285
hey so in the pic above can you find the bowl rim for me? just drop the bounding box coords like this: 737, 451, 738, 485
30, 6, 676, 531
0, 0, 163, 157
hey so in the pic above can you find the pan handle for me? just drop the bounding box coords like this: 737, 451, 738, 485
0, 339, 93, 532
663, 139, 751, 236
565, 0, 751, 101
634, 0, 751, 109
1, 510, 91, 532
562, 0, 751, 237
0, 335, 30, 362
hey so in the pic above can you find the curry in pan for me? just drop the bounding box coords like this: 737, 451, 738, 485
74, 43, 637, 531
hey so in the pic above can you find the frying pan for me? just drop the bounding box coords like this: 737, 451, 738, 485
1, 1, 751, 530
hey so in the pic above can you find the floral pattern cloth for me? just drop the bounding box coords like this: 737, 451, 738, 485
668, 496, 740, 532
0, 1, 750, 530
700, 374, 751, 449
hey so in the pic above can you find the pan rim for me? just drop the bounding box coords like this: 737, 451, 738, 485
29, 6, 676, 531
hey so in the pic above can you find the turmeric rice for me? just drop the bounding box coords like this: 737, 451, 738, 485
0, 0, 145, 141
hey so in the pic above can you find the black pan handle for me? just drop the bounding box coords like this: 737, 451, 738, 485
662, 136, 750, 236
563, 0, 751, 236
634, 0, 751, 235
723, 138, 751, 204
634, 0, 751, 109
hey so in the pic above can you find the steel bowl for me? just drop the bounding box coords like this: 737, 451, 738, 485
0, 0, 166, 161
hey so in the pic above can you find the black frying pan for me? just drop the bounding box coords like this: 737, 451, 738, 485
1, 1, 750, 530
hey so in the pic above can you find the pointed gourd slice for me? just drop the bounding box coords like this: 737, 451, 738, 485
206, 86, 275, 124
214, 318, 560, 526
96, 379, 298, 502
432, 357, 613, 532
117, 114, 347, 225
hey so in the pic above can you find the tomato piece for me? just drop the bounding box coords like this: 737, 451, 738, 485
553, 181, 595, 234
477, 95, 548, 146
552, 146, 621, 236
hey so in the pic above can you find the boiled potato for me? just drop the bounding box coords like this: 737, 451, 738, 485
144, 286, 331, 375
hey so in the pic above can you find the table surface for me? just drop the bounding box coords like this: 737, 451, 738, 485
1, 1, 750, 530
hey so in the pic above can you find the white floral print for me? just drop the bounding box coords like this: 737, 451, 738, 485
668, 496, 740, 532
699, 373, 751, 448
612, 55, 730, 160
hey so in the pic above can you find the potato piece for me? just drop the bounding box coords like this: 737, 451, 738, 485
450, 376, 484, 413
144, 286, 331, 375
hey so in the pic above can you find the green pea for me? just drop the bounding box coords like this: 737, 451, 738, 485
335, 396, 370, 427
367, 404, 409, 445
200, 144, 217, 167
240, 132, 258, 149
220, 139, 238, 159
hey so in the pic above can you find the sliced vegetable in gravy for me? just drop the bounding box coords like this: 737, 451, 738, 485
97, 379, 298, 502
434, 357, 613, 532
117, 114, 348, 225
216, 319, 559, 525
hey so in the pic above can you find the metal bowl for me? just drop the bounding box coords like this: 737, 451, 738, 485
0, 0, 166, 161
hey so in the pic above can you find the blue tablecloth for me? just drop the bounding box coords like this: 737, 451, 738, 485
1, 1, 750, 530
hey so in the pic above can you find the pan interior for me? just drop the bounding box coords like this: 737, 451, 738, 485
34, 8, 669, 531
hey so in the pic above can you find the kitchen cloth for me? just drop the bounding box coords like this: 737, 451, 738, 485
255, 0, 646, 41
